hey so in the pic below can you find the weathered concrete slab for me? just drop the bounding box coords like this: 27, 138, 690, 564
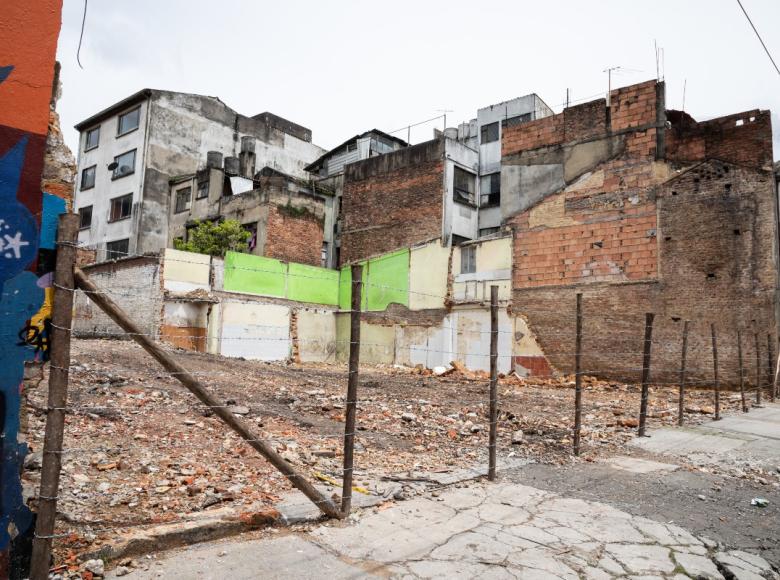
107, 481, 779, 579
605, 456, 680, 474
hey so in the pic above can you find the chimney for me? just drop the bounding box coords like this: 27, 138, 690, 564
239, 136, 256, 179
224, 156, 240, 175
206, 151, 223, 169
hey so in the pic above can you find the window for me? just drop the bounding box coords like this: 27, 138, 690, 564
242, 222, 258, 251
78, 205, 93, 230
480, 173, 501, 207
85, 126, 100, 151
505, 112, 532, 128
453, 166, 476, 205
117, 107, 140, 136
480, 121, 499, 144
479, 226, 500, 238
109, 193, 133, 222
461, 245, 476, 274
112, 149, 136, 179
174, 187, 192, 213
196, 179, 209, 199
80, 165, 96, 190
106, 239, 129, 260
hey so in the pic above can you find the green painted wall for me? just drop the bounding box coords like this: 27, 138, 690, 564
339, 249, 410, 311
223, 252, 339, 305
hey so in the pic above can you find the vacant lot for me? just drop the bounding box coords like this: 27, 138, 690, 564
22, 338, 769, 563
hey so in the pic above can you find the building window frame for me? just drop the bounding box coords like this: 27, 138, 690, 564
453, 165, 476, 206
480, 172, 501, 207
196, 179, 209, 199
106, 238, 130, 261
117, 106, 141, 137
111, 149, 136, 180
78, 205, 93, 230
80, 165, 96, 190
174, 187, 192, 214
84, 126, 100, 151
108, 193, 133, 223
460, 245, 476, 274
480, 121, 499, 144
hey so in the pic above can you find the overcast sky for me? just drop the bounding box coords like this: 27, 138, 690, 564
56, 0, 780, 159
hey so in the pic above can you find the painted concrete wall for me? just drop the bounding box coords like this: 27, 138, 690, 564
452, 235, 512, 303
339, 248, 411, 311
161, 301, 208, 352
443, 138, 480, 243
409, 241, 450, 310
163, 248, 210, 293
220, 301, 291, 361
0, 0, 64, 563
335, 314, 395, 364
297, 308, 337, 362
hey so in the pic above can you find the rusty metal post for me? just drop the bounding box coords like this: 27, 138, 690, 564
754, 331, 762, 407
677, 320, 690, 427
488, 285, 499, 481
737, 330, 748, 413
573, 293, 583, 455
341, 264, 362, 514
638, 313, 655, 437
768, 334, 776, 404
711, 323, 721, 420
30, 213, 79, 580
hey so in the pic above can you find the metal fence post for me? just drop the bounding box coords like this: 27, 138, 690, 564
711, 323, 721, 420
30, 213, 79, 580
488, 285, 499, 481
341, 264, 362, 514
638, 313, 654, 437
677, 320, 690, 426
573, 293, 583, 455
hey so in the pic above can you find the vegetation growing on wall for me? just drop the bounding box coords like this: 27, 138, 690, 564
277, 202, 322, 223
174, 219, 251, 257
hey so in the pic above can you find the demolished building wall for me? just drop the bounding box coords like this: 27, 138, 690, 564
503, 79, 778, 383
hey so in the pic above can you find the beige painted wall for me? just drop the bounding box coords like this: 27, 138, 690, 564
220, 301, 290, 361
409, 241, 450, 310
164, 248, 211, 293
297, 308, 337, 363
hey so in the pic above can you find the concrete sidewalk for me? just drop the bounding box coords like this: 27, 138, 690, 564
630, 403, 780, 469
107, 480, 778, 579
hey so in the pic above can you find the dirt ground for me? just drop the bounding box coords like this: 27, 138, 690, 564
21, 338, 778, 566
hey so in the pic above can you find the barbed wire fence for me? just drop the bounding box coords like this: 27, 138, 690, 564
25, 214, 780, 578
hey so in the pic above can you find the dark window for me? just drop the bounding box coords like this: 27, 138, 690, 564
504, 112, 532, 128
480, 173, 501, 207
106, 238, 129, 260
117, 107, 140, 136
453, 166, 476, 205
109, 194, 133, 222
81, 165, 96, 190
112, 149, 136, 179
174, 187, 192, 213
85, 126, 100, 151
479, 226, 500, 238
321, 242, 328, 267
196, 179, 209, 199
243, 222, 258, 251
78, 205, 93, 229
480, 121, 499, 144
461, 245, 476, 274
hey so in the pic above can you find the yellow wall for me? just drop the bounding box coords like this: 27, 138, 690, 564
409, 241, 450, 310
164, 248, 211, 292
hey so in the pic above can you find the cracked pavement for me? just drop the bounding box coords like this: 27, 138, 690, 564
106, 481, 779, 580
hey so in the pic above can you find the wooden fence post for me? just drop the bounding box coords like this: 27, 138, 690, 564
768, 334, 776, 404
754, 331, 762, 407
638, 313, 655, 437
711, 324, 721, 420
737, 330, 748, 413
30, 213, 79, 580
341, 264, 362, 514
488, 285, 499, 481
573, 293, 583, 455
677, 320, 689, 427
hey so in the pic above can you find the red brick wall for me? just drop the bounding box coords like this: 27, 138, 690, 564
341, 139, 444, 264
264, 204, 324, 266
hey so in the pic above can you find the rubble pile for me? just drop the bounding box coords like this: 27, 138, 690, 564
22, 339, 769, 569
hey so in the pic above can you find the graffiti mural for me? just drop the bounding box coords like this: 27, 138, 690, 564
0, 1, 64, 575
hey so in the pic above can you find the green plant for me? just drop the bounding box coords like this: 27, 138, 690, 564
174, 219, 251, 257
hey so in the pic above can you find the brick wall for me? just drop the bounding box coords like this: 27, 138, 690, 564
264, 203, 324, 266
341, 139, 445, 264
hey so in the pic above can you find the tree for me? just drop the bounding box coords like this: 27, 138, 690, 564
173, 219, 251, 257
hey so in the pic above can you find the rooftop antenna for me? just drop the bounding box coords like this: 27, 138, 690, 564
654, 40, 660, 80
436, 109, 453, 131
604, 66, 621, 106
682, 78, 687, 111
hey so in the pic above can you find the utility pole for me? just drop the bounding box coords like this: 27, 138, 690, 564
604, 66, 621, 107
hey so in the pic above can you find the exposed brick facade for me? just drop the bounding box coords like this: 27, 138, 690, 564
340, 139, 445, 264
505, 79, 777, 383
264, 203, 324, 266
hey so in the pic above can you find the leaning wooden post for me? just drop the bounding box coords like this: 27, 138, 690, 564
30, 213, 79, 580
637, 313, 655, 437
73, 268, 343, 520
754, 331, 762, 407
677, 320, 690, 427
737, 330, 748, 413
711, 323, 721, 420
488, 285, 499, 481
341, 264, 362, 515
573, 293, 583, 456
768, 334, 776, 404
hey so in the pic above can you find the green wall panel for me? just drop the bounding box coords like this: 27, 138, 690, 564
223, 252, 286, 297
288, 263, 339, 305
366, 249, 409, 311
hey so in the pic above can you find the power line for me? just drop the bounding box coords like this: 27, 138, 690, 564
735, 0, 780, 76
76, 0, 88, 69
